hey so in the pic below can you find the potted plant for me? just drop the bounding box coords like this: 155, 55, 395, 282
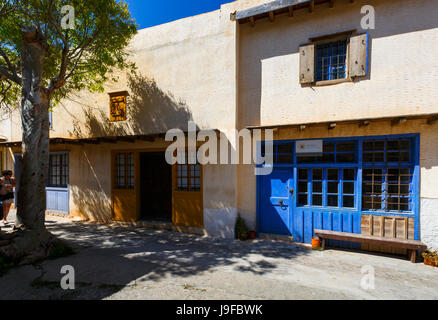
235, 214, 249, 241
248, 230, 257, 240
422, 249, 438, 267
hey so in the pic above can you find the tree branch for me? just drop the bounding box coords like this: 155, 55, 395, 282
0, 65, 21, 85
0, 48, 18, 79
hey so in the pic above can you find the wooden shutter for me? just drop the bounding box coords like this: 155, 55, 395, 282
349, 33, 369, 78
299, 43, 315, 84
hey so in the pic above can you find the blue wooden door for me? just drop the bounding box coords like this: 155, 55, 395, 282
259, 167, 293, 235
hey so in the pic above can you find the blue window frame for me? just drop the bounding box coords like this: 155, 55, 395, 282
297, 167, 356, 209
362, 138, 414, 213
316, 40, 347, 82
297, 141, 357, 164
259, 134, 418, 214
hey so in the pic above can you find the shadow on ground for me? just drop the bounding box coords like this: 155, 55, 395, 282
0, 219, 310, 300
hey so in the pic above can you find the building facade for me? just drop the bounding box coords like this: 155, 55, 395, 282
1, 0, 437, 250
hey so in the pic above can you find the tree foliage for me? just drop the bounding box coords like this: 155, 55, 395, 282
0, 0, 137, 107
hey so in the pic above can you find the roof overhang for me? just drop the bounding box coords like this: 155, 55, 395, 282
0, 133, 167, 148
246, 113, 438, 131
232, 0, 354, 26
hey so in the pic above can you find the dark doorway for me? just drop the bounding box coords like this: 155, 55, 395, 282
140, 152, 172, 221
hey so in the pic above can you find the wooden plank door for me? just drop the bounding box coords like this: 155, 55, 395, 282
172, 163, 203, 228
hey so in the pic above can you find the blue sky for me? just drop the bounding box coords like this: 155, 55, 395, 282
125, 0, 234, 29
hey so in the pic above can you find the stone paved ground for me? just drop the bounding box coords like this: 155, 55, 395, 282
0, 210, 437, 300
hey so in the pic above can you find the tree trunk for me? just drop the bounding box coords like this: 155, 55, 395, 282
0, 28, 59, 264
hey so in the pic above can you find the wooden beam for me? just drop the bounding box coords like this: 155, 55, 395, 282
391, 117, 407, 126
269, 11, 275, 22
80, 139, 100, 145
309, 0, 314, 12
249, 16, 255, 27
288, 6, 294, 17
118, 137, 136, 143
138, 136, 155, 142
427, 115, 438, 125
100, 138, 117, 144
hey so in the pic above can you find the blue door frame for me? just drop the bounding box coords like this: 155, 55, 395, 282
257, 133, 421, 245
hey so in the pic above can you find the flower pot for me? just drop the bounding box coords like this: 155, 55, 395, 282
312, 237, 321, 249
248, 231, 256, 240
424, 257, 438, 267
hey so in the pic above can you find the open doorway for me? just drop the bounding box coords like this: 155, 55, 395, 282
140, 152, 172, 222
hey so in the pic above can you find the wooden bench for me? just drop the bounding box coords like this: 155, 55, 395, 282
314, 229, 427, 263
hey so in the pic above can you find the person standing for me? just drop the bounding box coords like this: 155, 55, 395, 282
0, 170, 15, 225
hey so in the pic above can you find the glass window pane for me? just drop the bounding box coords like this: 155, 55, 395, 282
312, 194, 323, 206
312, 168, 323, 181
327, 195, 338, 207
337, 142, 355, 152
313, 181, 322, 193
277, 154, 292, 164
328, 169, 339, 181
343, 196, 355, 208
298, 181, 308, 193
343, 169, 355, 181
328, 182, 338, 194
337, 153, 355, 163
277, 144, 292, 153
298, 169, 308, 180
323, 143, 335, 153
298, 194, 308, 206
343, 182, 355, 195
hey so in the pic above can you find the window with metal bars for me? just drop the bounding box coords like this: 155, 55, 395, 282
48, 153, 69, 188
115, 153, 134, 189
362, 139, 413, 213
316, 40, 347, 82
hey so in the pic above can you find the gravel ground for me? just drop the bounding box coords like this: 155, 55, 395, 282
0, 210, 437, 300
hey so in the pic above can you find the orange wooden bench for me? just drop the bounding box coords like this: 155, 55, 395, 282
314, 229, 427, 263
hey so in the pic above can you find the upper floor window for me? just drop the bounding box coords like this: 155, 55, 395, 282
299, 32, 368, 85
316, 40, 347, 82
109, 91, 128, 122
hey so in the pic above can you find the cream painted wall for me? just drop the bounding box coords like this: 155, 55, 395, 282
6, 3, 239, 142
238, 0, 438, 128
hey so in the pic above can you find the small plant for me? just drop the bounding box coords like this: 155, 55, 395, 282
422, 249, 438, 267
235, 214, 249, 241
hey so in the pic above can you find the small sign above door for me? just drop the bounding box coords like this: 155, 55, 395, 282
296, 140, 323, 156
